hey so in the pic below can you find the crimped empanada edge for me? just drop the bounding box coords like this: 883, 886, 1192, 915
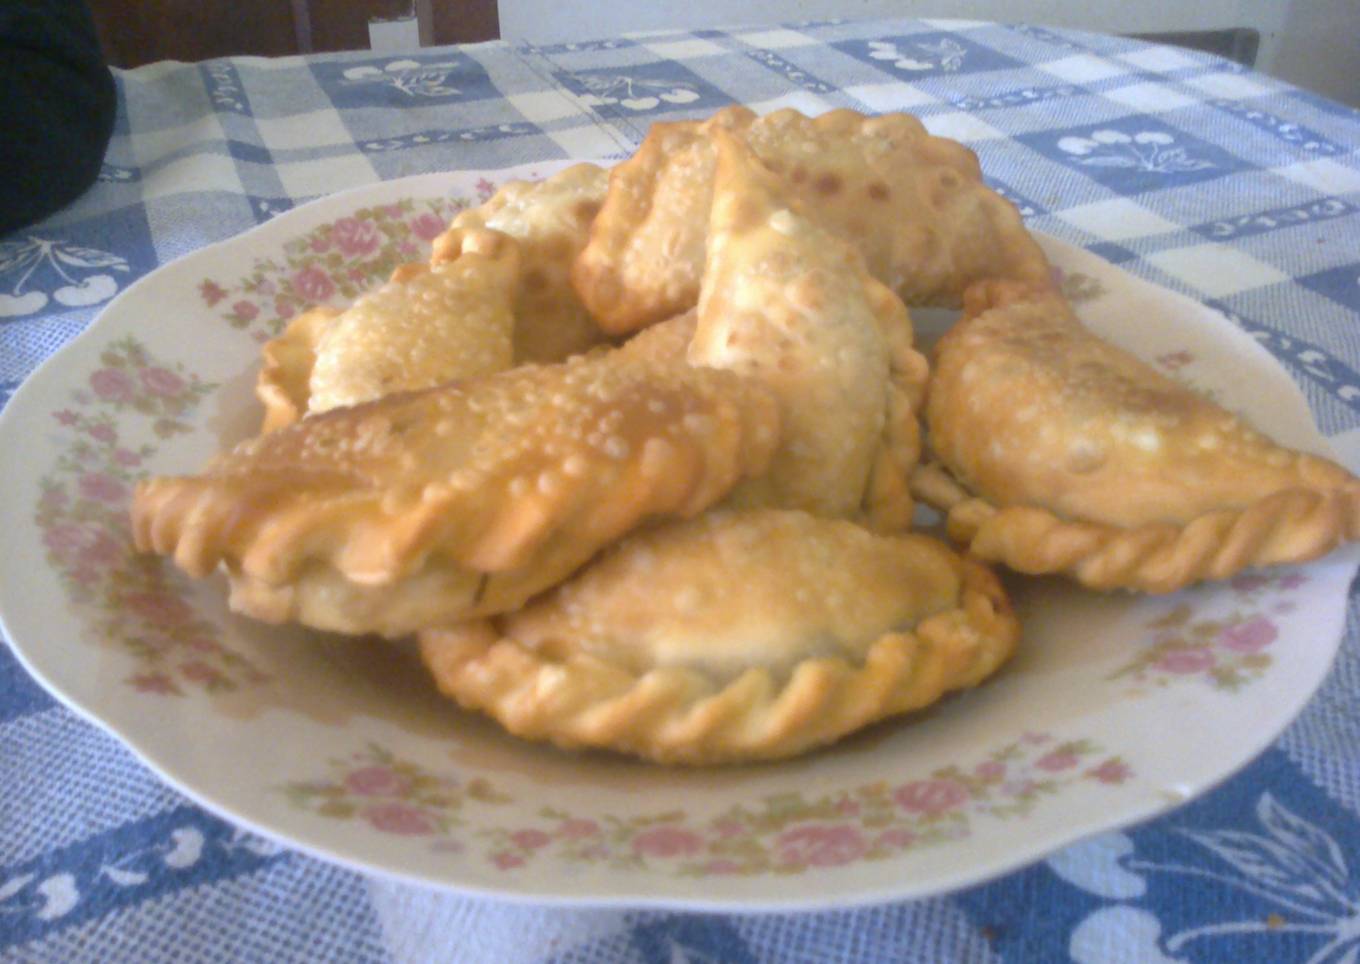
416, 557, 1019, 765
912, 461, 1360, 593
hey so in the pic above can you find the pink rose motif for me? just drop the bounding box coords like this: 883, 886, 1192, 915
893, 778, 970, 815
974, 760, 1006, 781
39, 486, 69, 507
1156, 647, 1216, 674
345, 766, 411, 797
79, 472, 127, 503
384, 204, 404, 218
179, 661, 223, 685
632, 825, 704, 859
199, 280, 227, 306
1036, 750, 1079, 772
510, 829, 552, 850
123, 590, 194, 627
113, 448, 142, 467
140, 367, 186, 397
232, 300, 260, 322
332, 217, 380, 257
410, 212, 446, 241
274, 297, 296, 320
492, 851, 526, 870
1088, 758, 1131, 785
1219, 616, 1277, 653
54, 410, 80, 426
310, 233, 331, 254
82, 529, 123, 566
1278, 572, 1308, 590
711, 818, 745, 839
44, 523, 105, 563
88, 423, 117, 444
90, 368, 135, 402
874, 828, 916, 850
129, 672, 178, 694
775, 824, 867, 867
558, 818, 599, 839
290, 266, 335, 302
363, 802, 438, 836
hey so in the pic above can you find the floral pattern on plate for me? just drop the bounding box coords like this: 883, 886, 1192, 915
34, 336, 267, 695
281, 733, 1131, 877
1109, 569, 1307, 692
197, 192, 488, 337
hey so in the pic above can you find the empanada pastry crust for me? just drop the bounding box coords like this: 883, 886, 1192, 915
434, 162, 610, 364
689, 129, 928, 527
254, 230, 520, 431
133, 342, 781, 636
572, 105, 1050, 334
917, 281, 1360, 592
256, 305, 341, 433
419, 509, 1019, 764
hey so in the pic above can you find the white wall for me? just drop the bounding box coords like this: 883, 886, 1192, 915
497, 0, 1358, 107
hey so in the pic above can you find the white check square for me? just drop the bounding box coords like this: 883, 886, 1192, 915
642, 37, 727, 60
1145, 243, 1289, 298
1184, 73, 1274, 101
1056, 198, 1179, 241
737, 28, 813, 50
922, 112, 1005, 144
546, 124, 626, 159
1037, 54, 1128, 85
1119, 46, 1198, 73
255, 109, 354, 152
1274, 159, 1360, 195
842, 82, 938, 113
142, 152, 244, 201
274, 154, 377, 198
130, 115, 227, 166
1103, 82, 1198, 114
506, 90, 583, 125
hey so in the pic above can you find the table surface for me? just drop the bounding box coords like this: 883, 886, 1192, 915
3, 16, 1360, 964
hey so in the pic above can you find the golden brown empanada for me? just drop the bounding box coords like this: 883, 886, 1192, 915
419, 509, 1019, 764
254, 229, 520, 432
916, 281, 1360, 592
308, 228, 519, 414
572, 105, 1050, 334
133, 343, 781, 637
435, 163, 610, 363
256, 305, 341, 433
688, 129, 928, 528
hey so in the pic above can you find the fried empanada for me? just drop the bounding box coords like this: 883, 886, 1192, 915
435, 163, 610, 364
572, 105, 1050, 334
916, 281, 1360, 592
256, 306, 341, 433
688, 129, 928, 527
133, 344, 780, 637
308, 228, 519, 414
419, 509, 1019, 764
254, 229, 520, 432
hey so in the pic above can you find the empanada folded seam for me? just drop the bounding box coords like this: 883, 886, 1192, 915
418, 558, 1018, 765
914, 462, 1360, 593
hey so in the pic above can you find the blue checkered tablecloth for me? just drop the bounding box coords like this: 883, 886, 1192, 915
3, 17, 1360, 963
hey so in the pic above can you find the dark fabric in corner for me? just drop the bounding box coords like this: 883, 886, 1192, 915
0, 0, 116, 236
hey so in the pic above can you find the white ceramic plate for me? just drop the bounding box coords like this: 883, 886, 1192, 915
1, 165, 1354, 912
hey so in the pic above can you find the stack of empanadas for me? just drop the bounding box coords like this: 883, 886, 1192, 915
132, 106, 1359, 764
